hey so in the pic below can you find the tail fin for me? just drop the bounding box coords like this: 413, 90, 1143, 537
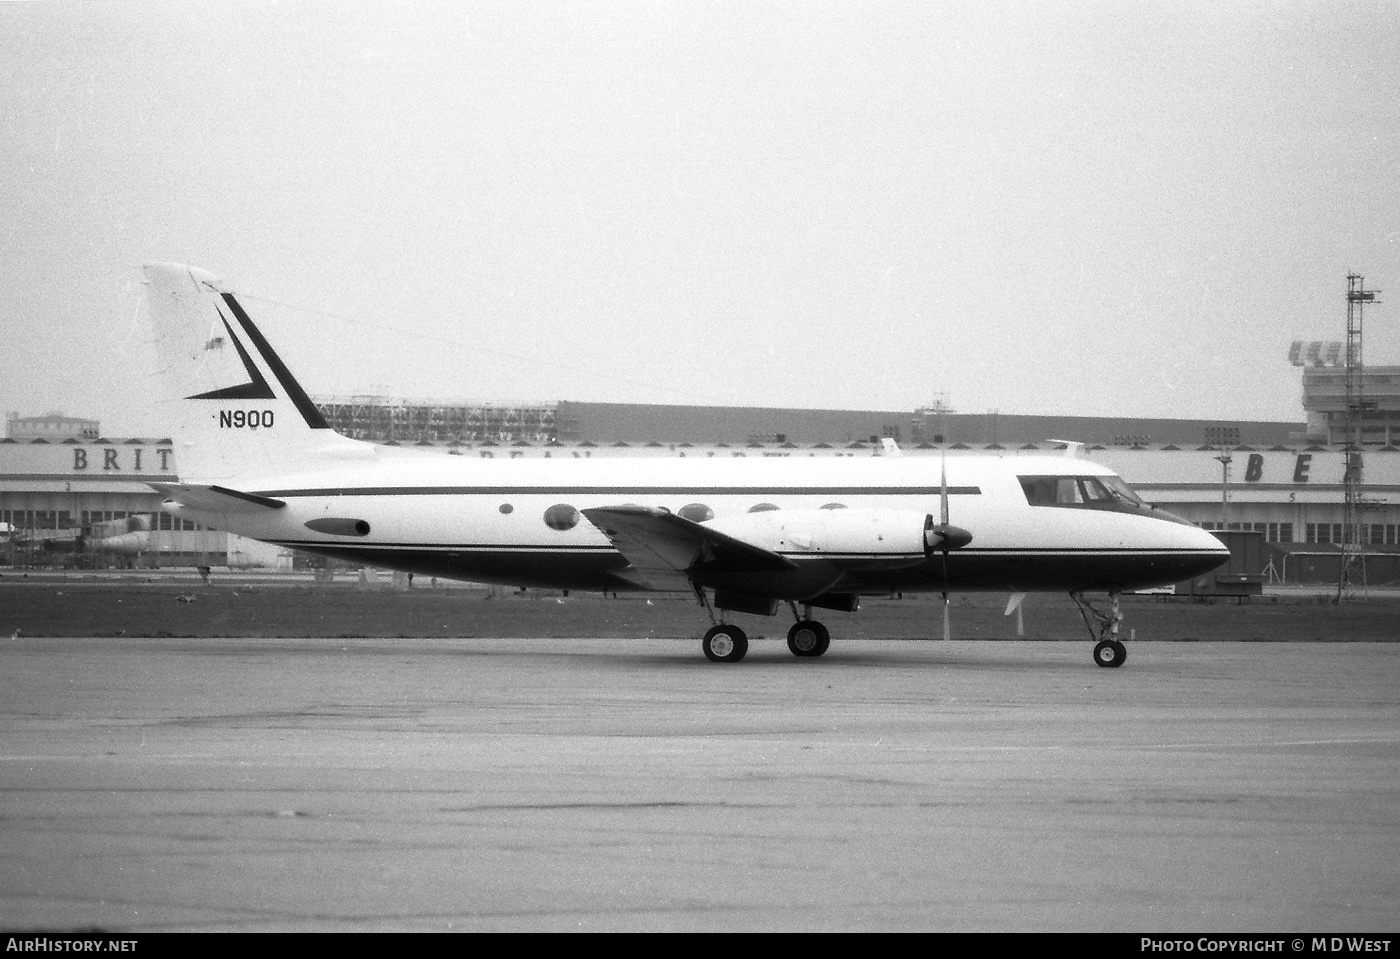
144, 263, 364, 482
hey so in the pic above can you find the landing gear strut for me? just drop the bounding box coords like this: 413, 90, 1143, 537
1071, 590, 1127, 668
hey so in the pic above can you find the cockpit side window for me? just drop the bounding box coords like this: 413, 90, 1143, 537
1019, 476, 1060, 506
1019, 474, 1145, 511
1081, 477, 1113, 503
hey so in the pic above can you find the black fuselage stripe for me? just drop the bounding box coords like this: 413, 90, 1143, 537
271, 540, 1220, 557
257, 486, 983, 498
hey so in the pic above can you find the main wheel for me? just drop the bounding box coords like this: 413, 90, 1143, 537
1093, 639, 1127, 668
702, 624, 749, 663
786, 620, 830, 658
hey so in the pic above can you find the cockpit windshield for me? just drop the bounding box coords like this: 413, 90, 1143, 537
1099, 474, 1146, 507
1018, 474, 1146, 510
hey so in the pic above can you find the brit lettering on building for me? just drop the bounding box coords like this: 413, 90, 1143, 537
69, 447, 174, 473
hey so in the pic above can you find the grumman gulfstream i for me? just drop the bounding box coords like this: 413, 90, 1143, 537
144, 263, 1229, 666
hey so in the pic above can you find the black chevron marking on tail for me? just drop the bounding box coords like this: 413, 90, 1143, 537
188, 292, 332, 430
220, 294, 330, 429
188, 314, 276, 401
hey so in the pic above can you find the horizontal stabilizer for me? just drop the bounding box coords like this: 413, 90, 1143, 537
582, 505, 796, 591
150, 482, 286, 513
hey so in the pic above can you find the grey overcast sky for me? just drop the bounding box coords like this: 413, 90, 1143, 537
3, 0, 1399, 438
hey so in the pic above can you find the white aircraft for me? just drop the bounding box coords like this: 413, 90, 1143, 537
144, 263, 1229, 667
10, 515, 151, 557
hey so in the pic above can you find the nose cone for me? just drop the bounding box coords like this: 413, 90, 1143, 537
1143, 506, 1233, 578
1176, 523, 1233, 580
1105, 513, 1233, 592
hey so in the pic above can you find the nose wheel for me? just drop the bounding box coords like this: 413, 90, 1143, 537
1093, 639, 1127, 668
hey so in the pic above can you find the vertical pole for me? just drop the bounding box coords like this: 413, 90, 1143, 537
1338, 275, 1380, 602
1215, 454, 1232, 528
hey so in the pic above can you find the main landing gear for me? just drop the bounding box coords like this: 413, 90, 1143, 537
702, 624, 749, 663
785, 601, 831, 659
786, 618, 830, 658
696, 586, 751, 663
695, 591, 832, 662
1071, 590, 1127, 668
699, 618, 832, 662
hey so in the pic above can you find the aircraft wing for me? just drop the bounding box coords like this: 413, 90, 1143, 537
150, 482, 287, 513
582, 505, 796, 592
12, 528, 83, 547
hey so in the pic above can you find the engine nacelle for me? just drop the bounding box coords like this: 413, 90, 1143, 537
705, 508, 932, 557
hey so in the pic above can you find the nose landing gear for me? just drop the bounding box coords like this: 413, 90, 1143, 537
1072, 590, 1127, 668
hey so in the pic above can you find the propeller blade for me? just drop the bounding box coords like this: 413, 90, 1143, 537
939, 452, 953, 640
940, 456, 950, 526
1005, 591, 1027, 638
940, 536, 953, 639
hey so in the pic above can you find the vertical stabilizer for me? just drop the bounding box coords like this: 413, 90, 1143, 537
144, 263, 364, 482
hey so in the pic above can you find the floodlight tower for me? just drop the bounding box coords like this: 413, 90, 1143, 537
1337, 273, 1381, 602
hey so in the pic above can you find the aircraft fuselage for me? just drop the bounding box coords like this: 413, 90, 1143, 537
159, 451, 1225, 597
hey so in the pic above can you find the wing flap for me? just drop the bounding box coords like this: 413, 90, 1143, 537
150, 482, 286, 513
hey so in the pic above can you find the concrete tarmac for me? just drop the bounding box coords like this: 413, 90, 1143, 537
0, 635, 1397, 932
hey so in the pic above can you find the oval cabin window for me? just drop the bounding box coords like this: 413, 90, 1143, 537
543, 504, 581, 531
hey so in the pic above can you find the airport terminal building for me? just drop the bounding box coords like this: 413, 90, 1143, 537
6, 370, 1400, 584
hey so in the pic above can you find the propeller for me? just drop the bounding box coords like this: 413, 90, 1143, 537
923, 455, 973, 641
